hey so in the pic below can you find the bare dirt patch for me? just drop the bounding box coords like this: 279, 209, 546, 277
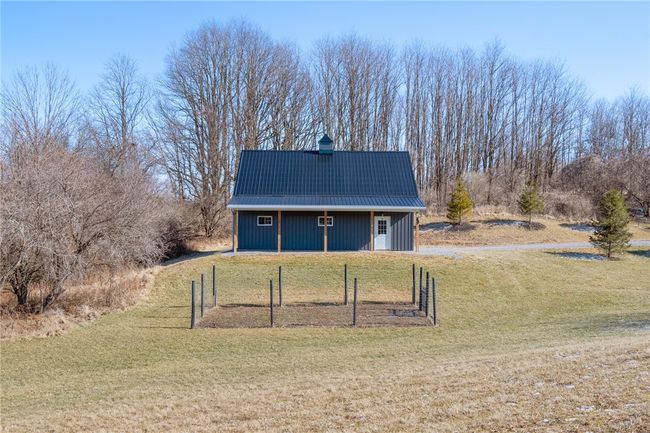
198, 301, 433, 328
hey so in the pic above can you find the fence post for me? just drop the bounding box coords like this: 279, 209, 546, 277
425, 273, 430, 317
200, 274, 205, 317
412, 263, 416, 304
353, 277, 358, 327
432, 277, 437, 325
278, 266, 283, 307
269, 280, 274, 327
212, 265, 217, 307
190, 280, 196, 329
344, 264, 348, 305
419, 267, 423, 307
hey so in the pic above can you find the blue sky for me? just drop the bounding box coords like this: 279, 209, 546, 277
2, 1, 649, 100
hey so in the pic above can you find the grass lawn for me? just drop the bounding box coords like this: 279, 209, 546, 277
418, 214, 650, 246
1, 249, 649, 432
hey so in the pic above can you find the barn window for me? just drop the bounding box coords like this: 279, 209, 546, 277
377, 219, 387, 234
257, 215, 273, 226
318, 216, 334, 227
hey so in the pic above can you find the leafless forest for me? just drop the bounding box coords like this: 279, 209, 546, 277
1, 21, 649, 310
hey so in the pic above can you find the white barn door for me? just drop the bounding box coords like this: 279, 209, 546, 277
374, 216, 392, 250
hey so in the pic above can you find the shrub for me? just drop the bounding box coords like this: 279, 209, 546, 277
590, 190, 632, 258
447, 178, 474, 225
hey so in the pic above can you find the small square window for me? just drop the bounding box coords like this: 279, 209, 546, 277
257, 216, 273, 226
318, 216, 334, 227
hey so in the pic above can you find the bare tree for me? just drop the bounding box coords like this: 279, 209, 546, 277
155, 21, 316, 236
1, 64, 79, 159
82, 55, 152, 173
313, 35, 400, 151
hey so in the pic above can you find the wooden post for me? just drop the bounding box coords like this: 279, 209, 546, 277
415, 213, 420, 252
370, 211, 375, 251
212, 265, 217, 307
278, 266, 283, 307
200, 274, 205, 317
269, 280, 274, 327
353, 277, 358, 327
323, 210, 328, 253
411, 263, 416, 304
425, 272, 430, 316
277, 210, 281, 255
432, 277, 437, 325
190, 281, 196, 329
233, 210, 239, 255
344, 264, 348, 305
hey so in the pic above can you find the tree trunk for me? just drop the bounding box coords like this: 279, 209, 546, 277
13, 282, 29, 306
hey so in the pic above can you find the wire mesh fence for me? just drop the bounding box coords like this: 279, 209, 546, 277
189, 262, 438, 329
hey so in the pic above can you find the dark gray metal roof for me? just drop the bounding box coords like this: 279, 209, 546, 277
228, 150, 425, 210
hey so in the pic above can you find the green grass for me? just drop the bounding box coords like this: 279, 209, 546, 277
1, 249, 649, 431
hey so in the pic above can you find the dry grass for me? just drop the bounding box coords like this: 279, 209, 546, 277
0, 270, 152, 341
419, 213, 650, 246
1, 250, 649, 432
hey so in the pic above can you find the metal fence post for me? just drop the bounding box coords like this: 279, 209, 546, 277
412, 263, 416, 304
344, 264, 348, 305
190, 281, 196, 329
279, 266, 283, 307
353, 277, 358, 327
270, 280, 274, 327
212, 265, 217, 307
200, 274, 205, 317
425, 272, 430, 317
432, 277, 437, 325
419, 267, 423, 307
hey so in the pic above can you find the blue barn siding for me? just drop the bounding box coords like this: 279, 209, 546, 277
238, 210, 413, 252
374, 211, 413, 251
282, 212, 324, 251
389, 212, 414, 251
329, 212, 370, 251
238, 211, 277, 250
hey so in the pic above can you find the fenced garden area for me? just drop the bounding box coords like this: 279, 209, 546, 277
187, 261, 438, 328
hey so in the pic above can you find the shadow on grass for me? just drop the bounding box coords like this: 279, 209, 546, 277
421, 222, 477, 232
421, 222, 452, 231
570, 312, 650, 333
161, 249, 228, 267
628, 249, 650, 258
448, 223, 477, 232
136, 326, 188, 329
560, 223, 595, 233
484, 219, 546, 230
547, 251, 606, 261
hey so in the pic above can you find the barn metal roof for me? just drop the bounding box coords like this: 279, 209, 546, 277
228, 150, 425, 211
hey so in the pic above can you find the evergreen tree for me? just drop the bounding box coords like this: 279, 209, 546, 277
447, 178, 473, 225
590, 190, 632, 258
518, 181, 544, 229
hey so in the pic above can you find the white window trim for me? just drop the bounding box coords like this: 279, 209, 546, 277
257, 215, 273, 226
317, 216, 334, 227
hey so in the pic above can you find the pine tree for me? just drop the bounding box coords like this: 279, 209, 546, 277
518, 181, 544, 229
447, 178, 473, 225
590, 190, 632, 258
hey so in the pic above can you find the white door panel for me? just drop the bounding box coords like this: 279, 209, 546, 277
374, 216, 391, 250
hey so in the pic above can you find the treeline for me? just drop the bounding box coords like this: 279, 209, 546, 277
1, 20, 649, 310
154, 21, 649, 229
